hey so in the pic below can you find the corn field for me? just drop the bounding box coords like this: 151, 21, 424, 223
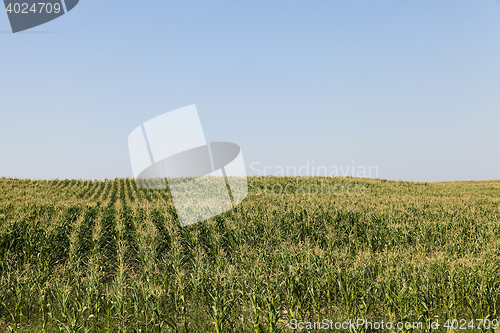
0, 176, 499, 332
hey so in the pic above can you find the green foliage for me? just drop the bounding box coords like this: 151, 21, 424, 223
0, 177, 499, 332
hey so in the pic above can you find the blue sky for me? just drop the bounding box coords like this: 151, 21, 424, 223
1, 0, 499, 182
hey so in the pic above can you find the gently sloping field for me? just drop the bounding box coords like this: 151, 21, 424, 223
0, 177, 499, 332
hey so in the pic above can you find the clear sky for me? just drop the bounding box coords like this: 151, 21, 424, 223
1, 0, 499, 182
